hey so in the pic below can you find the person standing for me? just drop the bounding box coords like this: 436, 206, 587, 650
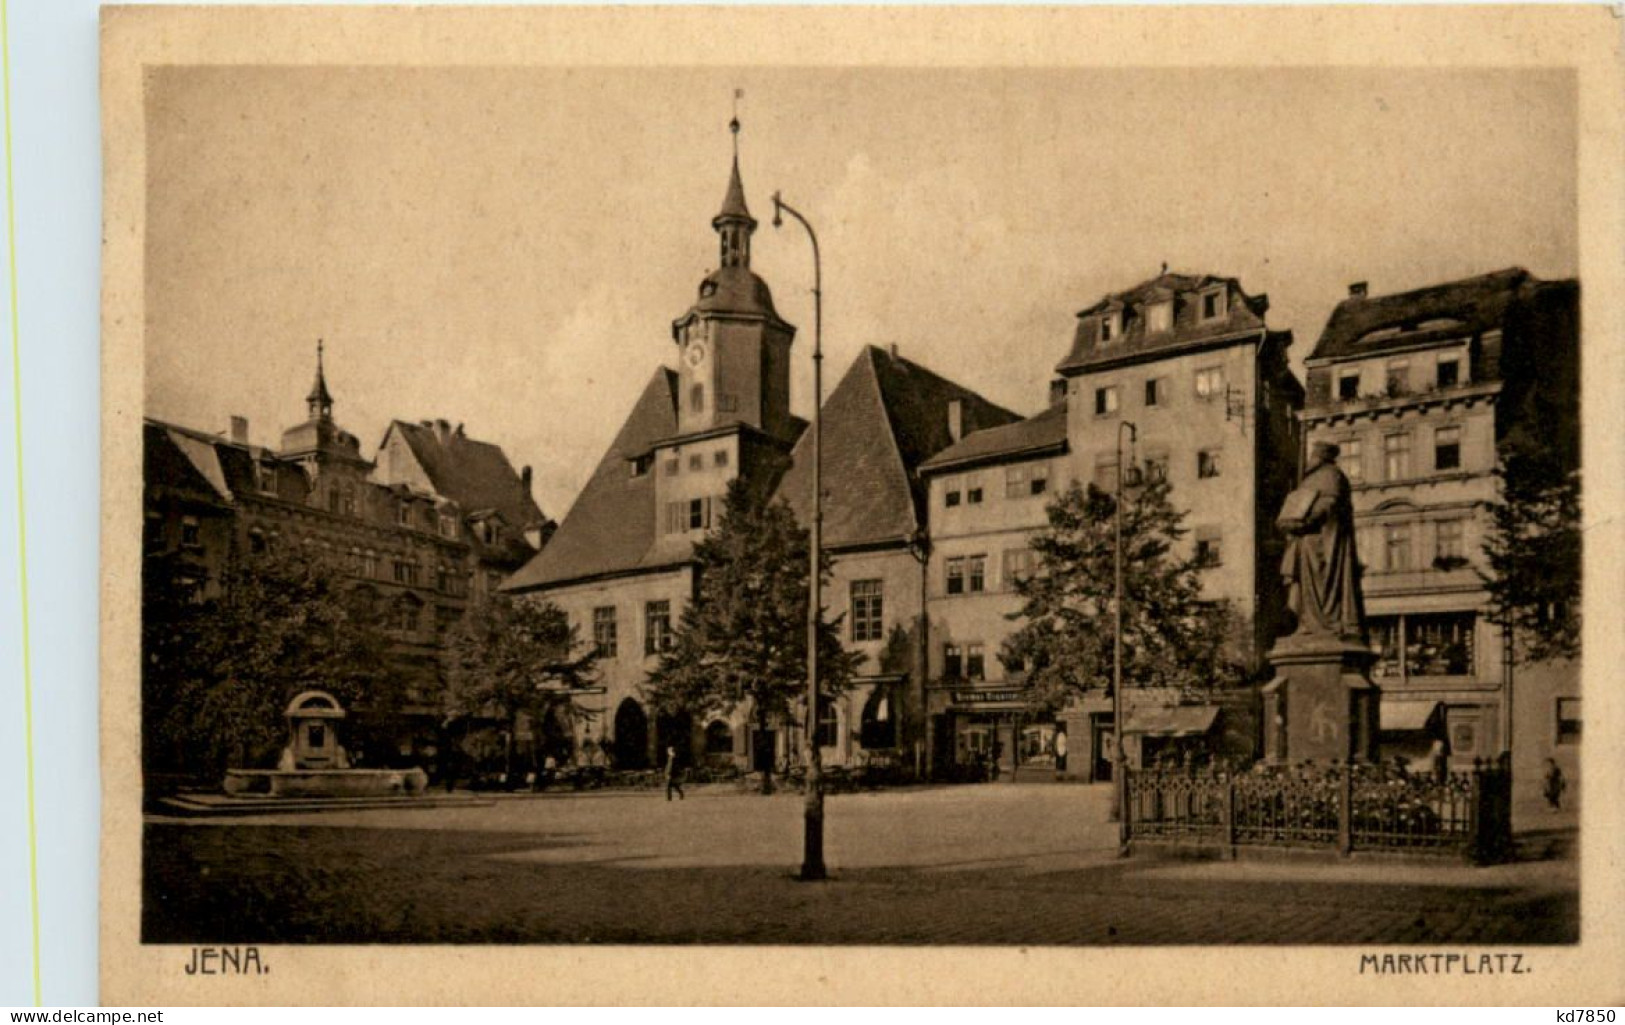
664, 745, 685, 801
1543, 758, 1567, 812
1053, 729, 1069, 774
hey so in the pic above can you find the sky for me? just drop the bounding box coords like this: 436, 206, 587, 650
144, 66, 1577, 519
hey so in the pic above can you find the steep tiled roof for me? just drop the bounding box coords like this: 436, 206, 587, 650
919, 398, 1069, 473
774, 347, 1020, 549
390, 420, 546, 529
1308, 267, 1531, 364
1056, 271, 1269, 375
503, 370, 681, 591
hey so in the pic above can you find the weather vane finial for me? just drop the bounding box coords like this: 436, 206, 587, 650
730, 88, 743, 156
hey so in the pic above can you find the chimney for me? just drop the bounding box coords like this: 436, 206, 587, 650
435, 418, 451, 443
947, 399, 964, 442
1349, 281, 1369, 298
521, 465, 533, 493
229, 416, 249, 445
1048, 378, 1068, 406
889, 343, 899, 360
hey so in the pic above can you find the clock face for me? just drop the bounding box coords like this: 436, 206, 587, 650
685, 342, 707, 368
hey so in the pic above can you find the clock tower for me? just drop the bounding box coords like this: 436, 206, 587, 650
671, 118, 796, 441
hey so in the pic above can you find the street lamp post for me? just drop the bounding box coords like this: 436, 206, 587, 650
1111, 420, 1138, 847
771, 191, 827, 882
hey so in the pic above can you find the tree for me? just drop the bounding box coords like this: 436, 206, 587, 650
645, 479, 864, 793
142, 544, 394, 777
1481, 436, 1581, 664
446, 593, 599, 781
1001, 478, 1245, 715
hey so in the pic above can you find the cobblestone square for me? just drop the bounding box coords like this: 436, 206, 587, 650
143, 783, 1578, 945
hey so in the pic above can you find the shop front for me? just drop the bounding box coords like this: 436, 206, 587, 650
928, 684, 1055, 780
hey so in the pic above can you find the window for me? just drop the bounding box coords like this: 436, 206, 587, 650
393, 559, 420, 586
1094, 385, 1119, 417
946, 557, 965, 595
1099, 312, 1120, 344
255, 463, 278, 494
1143, 452, 1170, 483
967, 555, 986, 593
694, 497, 715, 530
714, 449, 729, 468
944, 476, 962, 508
688, 453, 703, 472
690, 384, 705, 413
1195, 366, 1224, 400
1435, 519, 1466, 563
1370, 612, 1476, 679
1029, 462, 1049, 495
593, 606, 619, 658
1337, 371, 1361, 400
396, 503, 411, 527
705, 720, 734, 755
1383, 432, 1412, 481
944, 644, 964, 678
1145, 301, 1172, 335
664, 457, 680, 476
362, 550, 379, 578
965, 643, 986, 680
1383, 523, 1412, 572
966, 477, 984, 504
329, 488, 342, 514
391, 595, 423, 633
1004, 465, 1028, 499
1197, 449, 1221, 479
180, 516, 201, 548
1195, 531, 1222, 567
815, 698, 839, 748
1556, 698, 1581, 744
1200, 289, 1226, 321
850, 580, 884, 642
1436, 356, 1460, 389
1341, 438, 1363, 483
1144, 377, 1165, 407
631, 454, 653, 478
1092, 457, 1117, 492
644, 600, 672, 655
1002, 548, 1036, 589
1434, 426, 1462, 472
1385, 359, 1411, 396
341, 485, 356, 517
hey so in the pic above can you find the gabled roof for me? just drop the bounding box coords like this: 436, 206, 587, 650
145, 421, 235, 505
1056, 271, 1270, 375
386, 419, 546, 529
919, 398, 1069, 474
1308, 267, 1532, 364
503, 369, 681, 591
774, 346, 1020, 549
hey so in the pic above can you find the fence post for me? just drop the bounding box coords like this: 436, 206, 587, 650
1223, 773, 1236, 859
1467, 757, 1487, 864
1337, 760, 1353, 858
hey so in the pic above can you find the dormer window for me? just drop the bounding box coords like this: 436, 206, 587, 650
630, 454, 653, 478
1200, 288, 1227, 321
1145, 300, 1173, 335
1099, 312, 1121, 345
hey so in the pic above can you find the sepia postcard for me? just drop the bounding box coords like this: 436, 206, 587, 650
101, 4, 1625, 1006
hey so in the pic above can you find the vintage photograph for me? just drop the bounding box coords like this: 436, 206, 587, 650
101, 5, 1624, 1005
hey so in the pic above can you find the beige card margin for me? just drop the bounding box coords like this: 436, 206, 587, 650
99, 4, 1625, 1006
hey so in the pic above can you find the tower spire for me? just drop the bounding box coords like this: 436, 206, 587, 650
306, 338, 334, 421
714, 96, 756, 270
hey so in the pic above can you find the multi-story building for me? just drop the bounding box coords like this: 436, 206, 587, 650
1300, 268, 1579, 796
502, 134, 1015, 773
920, 270, 1302, 779
143, 352, 549, 767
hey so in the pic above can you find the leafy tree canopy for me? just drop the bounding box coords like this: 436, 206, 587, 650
1482, 434, 1581, 664
446, 593, 599, 749
1001, 478, 1245, 715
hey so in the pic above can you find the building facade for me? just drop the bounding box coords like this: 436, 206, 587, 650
1300, 268, 1580, 799
503, 135, 1016, 773
143, 352, 549, 768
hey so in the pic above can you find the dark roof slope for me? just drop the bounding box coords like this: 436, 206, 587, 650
775, 347, 1020, 549
920, 398, 1069, 473
1056, 271, 1269, 375
1308, 267, 1532, 364
391, 420, 545, 528
504, 369, 679, 591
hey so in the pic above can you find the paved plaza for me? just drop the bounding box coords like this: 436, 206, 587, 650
144, 783, 1578, 945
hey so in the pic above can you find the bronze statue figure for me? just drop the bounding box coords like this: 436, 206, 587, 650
1278, 440, 1366, 642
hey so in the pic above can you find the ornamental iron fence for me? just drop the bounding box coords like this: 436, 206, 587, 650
1125, 755, 1513, 864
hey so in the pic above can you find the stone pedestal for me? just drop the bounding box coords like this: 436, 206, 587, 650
1262, 635, 1380, 764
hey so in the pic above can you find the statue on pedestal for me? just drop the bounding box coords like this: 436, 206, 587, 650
1278, 440, 1365, 643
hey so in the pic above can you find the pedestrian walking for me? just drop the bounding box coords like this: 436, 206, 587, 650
664, 745, 685, 801
1053, 729, 1069, 773
1543, 758, 1567, 811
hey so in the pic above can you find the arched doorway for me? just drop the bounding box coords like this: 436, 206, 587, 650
613, 698, 649, 770
656, 709, 694, 768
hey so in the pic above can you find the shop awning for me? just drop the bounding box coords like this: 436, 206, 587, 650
1124, 705, 1220, 737
1380, 700, 1441, 732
